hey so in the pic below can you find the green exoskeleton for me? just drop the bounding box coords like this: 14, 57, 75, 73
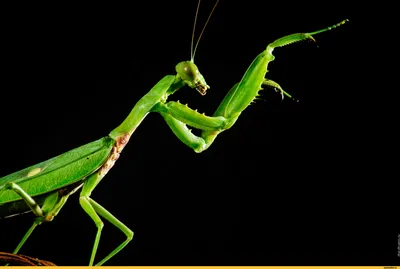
0, 0, 348, 265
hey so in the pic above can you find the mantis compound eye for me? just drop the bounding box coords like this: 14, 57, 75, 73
176, 61, 210, 95
179, 62, 198, 80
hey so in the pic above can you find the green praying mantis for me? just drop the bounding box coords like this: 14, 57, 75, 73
0, 0, 348, 266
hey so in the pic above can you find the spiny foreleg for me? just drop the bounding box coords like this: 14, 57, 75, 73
154, 20, 348, 152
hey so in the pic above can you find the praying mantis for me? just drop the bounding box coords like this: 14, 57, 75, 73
0, 0, 349, 266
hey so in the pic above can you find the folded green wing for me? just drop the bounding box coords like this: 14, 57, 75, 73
0, 136, 115, 204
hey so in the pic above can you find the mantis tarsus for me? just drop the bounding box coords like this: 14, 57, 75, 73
0, 0, 348, 266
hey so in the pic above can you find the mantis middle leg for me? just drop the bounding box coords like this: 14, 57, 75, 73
79, 171, 134, 266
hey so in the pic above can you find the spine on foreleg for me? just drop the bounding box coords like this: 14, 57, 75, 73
215, 50, 273, 119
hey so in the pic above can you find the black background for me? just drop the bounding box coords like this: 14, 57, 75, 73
1, 0, 397, 266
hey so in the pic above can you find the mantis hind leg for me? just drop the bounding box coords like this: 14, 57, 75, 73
79, 172, 134, 266
13, 221, 39, 254
4, 182, 82, 254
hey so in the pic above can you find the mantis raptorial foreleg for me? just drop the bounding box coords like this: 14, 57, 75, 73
153, 20, 348, 153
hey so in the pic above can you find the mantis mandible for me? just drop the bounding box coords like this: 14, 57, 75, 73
0, 0, 348, 266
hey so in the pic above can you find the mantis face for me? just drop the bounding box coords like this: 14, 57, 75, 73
176, 61, 210, 95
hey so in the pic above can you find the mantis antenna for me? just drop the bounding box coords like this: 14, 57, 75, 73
190, 0, 220, 62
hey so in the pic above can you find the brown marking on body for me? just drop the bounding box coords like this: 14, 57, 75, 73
98, 133, 132, 177
115, 133, 131, 153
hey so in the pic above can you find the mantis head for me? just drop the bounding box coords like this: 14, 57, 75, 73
175, 0, 219, 96
176, 61, 209, 95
